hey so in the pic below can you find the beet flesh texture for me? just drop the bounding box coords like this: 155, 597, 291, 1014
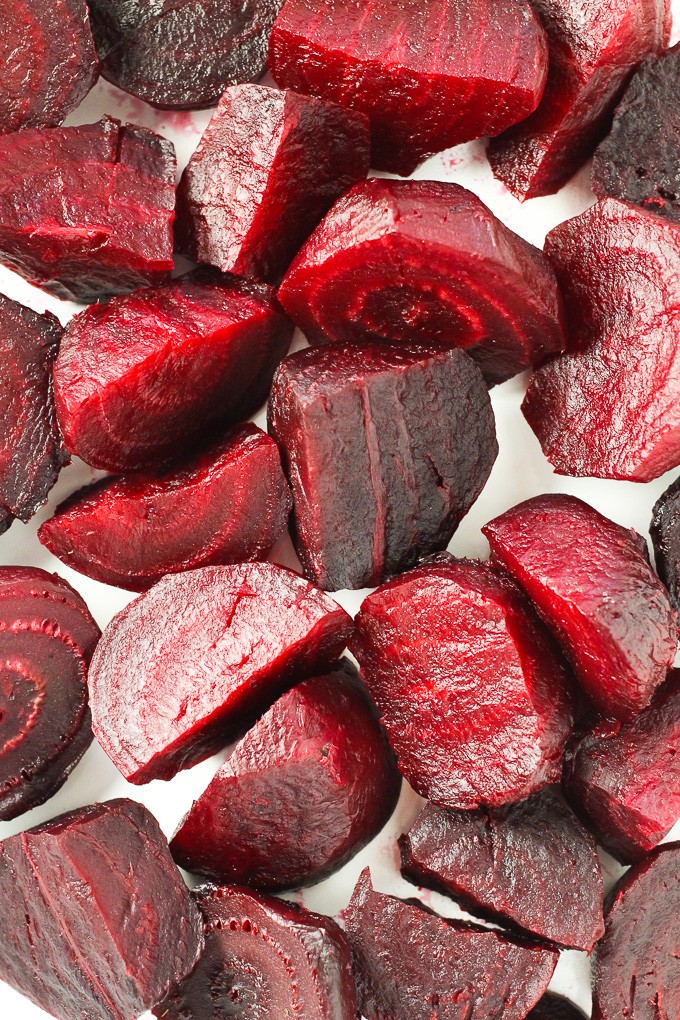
400, 788, 604, 951
528, 995, 588, 1020
268, 0, 548, 177
651, 475, 680, 613
53, 269, 293, 473
171, 658, 400, 890
176, 84, 370, 285
277, 179, 566, 386
488, 0, 670, 199
268, 343, 497, 591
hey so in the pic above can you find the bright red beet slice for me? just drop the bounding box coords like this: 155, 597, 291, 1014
268, 342, 497, 590
88, 562, 354, 784
651, 476, 680, 612
488, 0, 670, 199
351, 555, 573, 809
53, 269, 292, 472
277, 179, 566, 385
176, 84, 370, 284
0, 799, 203, 1020
171, 658, 400, 889
528, 995, 588, 1020
269, 0, 548, 176
0, 116, 175, 302
399, 789, 604, 951
483, 494, 677, 721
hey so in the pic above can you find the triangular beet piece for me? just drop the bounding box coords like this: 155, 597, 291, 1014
529, 995, 588, 1020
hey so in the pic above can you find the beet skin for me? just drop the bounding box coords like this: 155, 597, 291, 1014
651, 475, 680, 613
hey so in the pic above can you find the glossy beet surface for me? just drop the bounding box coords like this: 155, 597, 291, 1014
268, 343, 497, 590
484, 494, 677, 721
528, 995, 588, 1020
488, 0, 670, 199
351, 555, 573, 809
269, 0, 548, 176
89, 563, 353, 784
278, 179, 566, 385
0, 568, 100, 821
651, 476, 680, 612
0, 799, 203, 1020
154, 884, 357, 1020
176, 84, 370, 284
53, 270, 292, 472
171, 659, 400, 889
344, 869, 557, 1020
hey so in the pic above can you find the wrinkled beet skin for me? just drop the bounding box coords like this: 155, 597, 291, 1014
651, 476, 680, 612
268, 342, 497, 590
0, 799, 203, 1020
269, 0, 548, 176
400, 788, 604, 951
528, 995, 588, 1020
175, 84, 370, 284
171, 659, 400, 889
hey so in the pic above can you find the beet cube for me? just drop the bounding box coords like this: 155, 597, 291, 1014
651, 475, 680, 612
529, 995, 588, 1020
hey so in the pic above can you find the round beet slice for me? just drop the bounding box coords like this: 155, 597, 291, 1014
651, 475, 680, 613
171, 658, 400, 889
528, 995, 588, 1020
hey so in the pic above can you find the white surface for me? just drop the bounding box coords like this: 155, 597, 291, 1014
1, 16, 680, 1017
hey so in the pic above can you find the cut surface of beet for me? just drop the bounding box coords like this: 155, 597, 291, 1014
53, 269, 292, 472
528, 995, 588, 1020
400, 789, 604, 951
0, 798, 203, 1020
176, 84, 370, 284
0, 116, 175, 302
483, 494, 677, 721
269, 0, 548, 176
268, 343, 497, 590
278, 179, 566, 385
351, 555, 573, 809
651, 476, 680, 612
88, 563, 354, 784
171, 658, 400, 889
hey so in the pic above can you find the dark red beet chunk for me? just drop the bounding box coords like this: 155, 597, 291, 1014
344, 869, 557, 1020
268, 343, 497, 591
399, 789, 604, 951
0, 116, 175, 302
171, 658, 400, 889
483, 494, 677, 721
0, 799, 203, 1020
269, 0, 548, 176
88, 562, 353, 783
528, 995, 588, 1020
176, 84, 370, 284
351, 555, 573, 809
53, 269, 292, 472
651, 476, 680, 612
278, 179, 566, 385
154, 884, 357, 1020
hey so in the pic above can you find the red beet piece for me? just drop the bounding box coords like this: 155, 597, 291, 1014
399, 788, 604, 951
528, 995, 588, 1020
269, 0, 548, 176
176, 84, 370, 284
154, 884, 357, 1020
277, 179, 566, 385
488, 0, 670, 199
351, 555, 573, 809
651, 476, 680, 612
53, 269, 292, 472
0, 799, 203, 1020
88, 562, 353, 783
344, 869, 557, 1020
483, 494, 677, 721
171, 658, 400, 889
0, 116, 175, 301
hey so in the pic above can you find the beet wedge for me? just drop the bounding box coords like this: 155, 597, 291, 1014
651, 475, 680, 613
529, 996, 588, 1020
278, 179, 566, 385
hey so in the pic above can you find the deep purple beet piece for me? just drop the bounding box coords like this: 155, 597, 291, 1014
651, 476, 680, 612
528, 995, 588, 1020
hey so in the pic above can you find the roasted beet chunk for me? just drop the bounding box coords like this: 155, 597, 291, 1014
278, 179, 566, 385
268, 343, 497, 590
0, 799, 203, 1020
269, 0, 548, 176
483, 494, 677, 720
176, 84, 370, 284
400, 789, 604, 951
53, 270, 292, 472
651, 476, 680, 612
89, 563, 353, 783
351, 555, 573, 809
528, 995, 588, 1020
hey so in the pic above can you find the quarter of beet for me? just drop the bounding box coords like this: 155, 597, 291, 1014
528, 995, 588, 1020
53, 269, 292, 472
176, 84, 370, 284
277, 179, 566, 385
651, 476, 680, 612
483, 494, 677, 721
400, 789, 604, 951
0, 799, 203, 1020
